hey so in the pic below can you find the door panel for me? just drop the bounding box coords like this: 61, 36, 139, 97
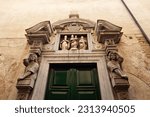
78, 91, 97, 100
45, 63, 101, 100
49, 90, 70, 100
53, 70, 68, 86
77, 70, 92, 85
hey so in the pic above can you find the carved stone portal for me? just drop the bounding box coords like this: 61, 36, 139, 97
16, 14, 130, 100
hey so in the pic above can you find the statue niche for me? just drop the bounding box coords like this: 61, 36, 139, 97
59, 34, 88, 50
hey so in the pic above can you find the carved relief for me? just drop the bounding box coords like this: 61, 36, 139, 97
106, 50, 130, 99
52, 14, 95, 33
79, 36, 87, 50
60, 35, 70, 50
70, 35, 78, 50
59, 35, 88, 50
18, 14, 131, 100
16, 53, 39, 100
18, 53, 39, 81
16, 21, 54, 99
107, 51, 128, 80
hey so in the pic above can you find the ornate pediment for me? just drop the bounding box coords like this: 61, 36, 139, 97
52, 14, 95, 33
25, 21, 53, 44
96, 20, 123, 44
26, 21, 53, 35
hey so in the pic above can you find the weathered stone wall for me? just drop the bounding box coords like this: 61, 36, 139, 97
118, 34, 150, 99
0, 38, 29, 99
0, 0, 150, 99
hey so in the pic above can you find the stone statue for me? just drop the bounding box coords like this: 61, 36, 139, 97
70, 35, 78, 50
17, 53, 39, 88
60, 35, 70, 50
107, 51, 128, 80
79, 36, 87, 50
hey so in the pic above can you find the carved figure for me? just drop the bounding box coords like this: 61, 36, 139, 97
18, 53, 39, 81
107, 51, 128, 80
70, 35, 78, 50
60, 35, 70, 50
16, 52, 39, 100
79, 36, 87, 50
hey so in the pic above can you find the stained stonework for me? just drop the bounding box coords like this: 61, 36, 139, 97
0, 38, 29, 99
118, 34, 150, 99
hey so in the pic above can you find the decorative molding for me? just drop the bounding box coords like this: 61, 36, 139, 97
25, 21, 53, 45
96, 20, 123, 44
17, 14, 130, 100
52, 14, 95, 33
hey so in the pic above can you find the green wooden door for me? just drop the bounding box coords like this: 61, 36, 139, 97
45, 63, 101, 100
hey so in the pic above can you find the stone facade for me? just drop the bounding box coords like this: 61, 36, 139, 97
0, 0, 150, 99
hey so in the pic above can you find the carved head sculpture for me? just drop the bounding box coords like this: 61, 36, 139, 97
28, 53, 38, 62
107, 51, 118, 61
107, 51, 123, 63
23, 59, 29, 67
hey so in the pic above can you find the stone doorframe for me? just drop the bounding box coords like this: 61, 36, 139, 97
31, 51, 114, 100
